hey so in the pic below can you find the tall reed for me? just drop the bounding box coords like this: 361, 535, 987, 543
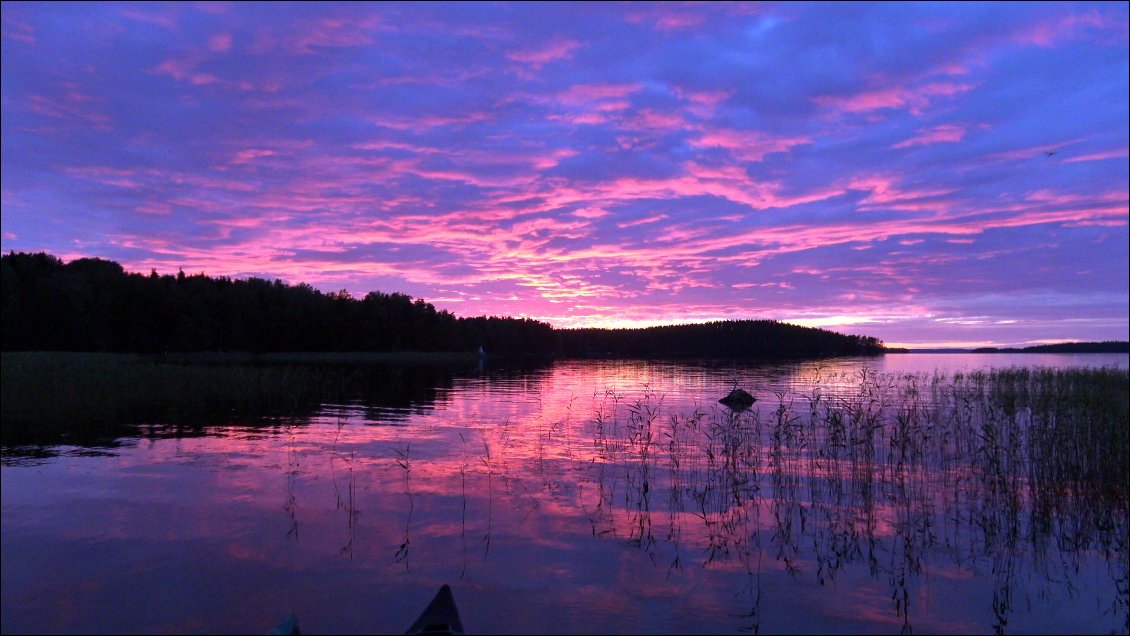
578, 366, 1128, 633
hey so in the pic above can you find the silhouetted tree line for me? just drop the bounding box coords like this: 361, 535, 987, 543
2, 252, 887, 357
559, 321, 884, 358
1, 252, 553, 354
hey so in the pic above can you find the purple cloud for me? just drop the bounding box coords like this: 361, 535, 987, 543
2, 1, 1127, 348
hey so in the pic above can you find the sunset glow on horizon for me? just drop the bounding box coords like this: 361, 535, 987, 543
2, 2, 1127, 348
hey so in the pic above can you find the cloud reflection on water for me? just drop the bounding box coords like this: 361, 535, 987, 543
1, 356, 1126, 633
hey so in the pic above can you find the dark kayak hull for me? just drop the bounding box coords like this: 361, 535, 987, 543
405, 584, 464, 635
269, 614, 300, 635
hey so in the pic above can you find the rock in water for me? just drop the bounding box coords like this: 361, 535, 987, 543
719, 388, 756, 410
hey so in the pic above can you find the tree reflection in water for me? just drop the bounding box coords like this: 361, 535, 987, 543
3, 362, 1125, 634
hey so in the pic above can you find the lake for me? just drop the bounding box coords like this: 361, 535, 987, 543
2, 353, 1127, 634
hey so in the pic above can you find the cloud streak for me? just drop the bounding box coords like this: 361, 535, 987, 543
1, 2, 1127, 348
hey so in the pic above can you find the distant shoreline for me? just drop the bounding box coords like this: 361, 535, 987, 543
888, 341, 1129, 354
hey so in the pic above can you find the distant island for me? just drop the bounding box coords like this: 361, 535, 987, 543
2, 252, 885, 359
558, 323, 883, 358
971, 342, 1129, 354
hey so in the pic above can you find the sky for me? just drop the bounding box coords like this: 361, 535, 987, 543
2, 2, 1127, 348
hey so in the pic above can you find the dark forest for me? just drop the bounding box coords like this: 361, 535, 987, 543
2, 252, 886, 358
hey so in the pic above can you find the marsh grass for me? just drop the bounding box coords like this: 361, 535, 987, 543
7, 351, 1124, 632
580, 366, 1128, 634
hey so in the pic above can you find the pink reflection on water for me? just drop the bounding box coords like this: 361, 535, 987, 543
2, 358, 1126, 633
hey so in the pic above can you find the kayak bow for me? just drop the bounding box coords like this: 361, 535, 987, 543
269, 584, 462, 635
405, 584, 464, 635
268, 614, 300, 635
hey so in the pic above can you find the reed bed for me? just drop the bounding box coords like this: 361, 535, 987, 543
6, 353, 1123, 631
580, 367, 1128, 633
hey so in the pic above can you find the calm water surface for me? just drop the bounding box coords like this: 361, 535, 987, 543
2, 354, 1127, 634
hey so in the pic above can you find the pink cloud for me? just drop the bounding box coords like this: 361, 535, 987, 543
616, 215, 669, 229
350, 63, 493, 91
624, 6, 710, 32
360, 111, 491, 132
673, 87, 730, 118
63, 166, 142, 189
932, 62, 970, 77
250, 16, 384, 55
892, 124, 967, 149
352, 140, 439, 154
135, 202, 173, 216
74, 142, 1125, 329
394, 160, 532, 190
65, 164, 259, 194
622, 109, 691, 131
675, 88, 730, 107
208, 33, 233, 53
353, 141, 574, 177
506, 38, 580, 66
691, 129, 811, 161
546, 112, 607, 126
814, 82, 976, 116
651, 13, 704, 32
1023, 189, 1126, 205
509, 162, 842, 217
1063, 149, 1128, 163
417, 112, 491, 128
193, 2, 230, 16
1013, 9, 1128, 47
554, 83, 641, 106
848, 175, 954, 212
520, 83, 643, 125
2, 14, 36, 44
531, 148, 578, 170
965, 200, 1128, 232
25, 90, 111, 129
153, 58, 219, 86
296, 18, 378, 51
572, 207, 608, 219
121, 8, 178, 30
230, 149, 278, 165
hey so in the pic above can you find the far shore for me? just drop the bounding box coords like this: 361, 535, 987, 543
891, 341, 1129, 354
